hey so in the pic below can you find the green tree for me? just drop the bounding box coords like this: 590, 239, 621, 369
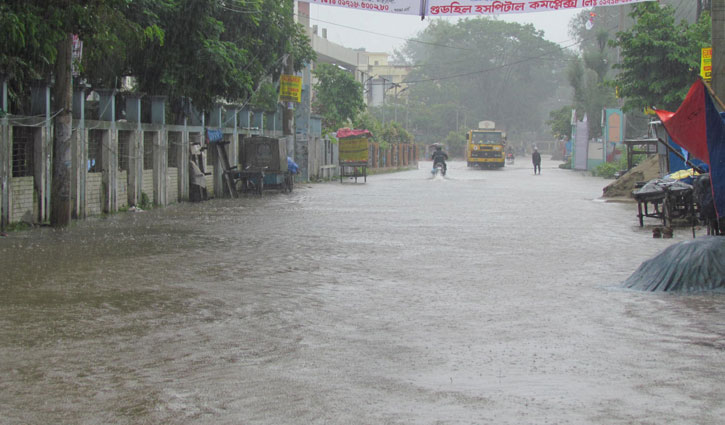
380, 121, 413, 145
399, 18, 568, 145
442, 130, 467, 159
566, 11, 618, 139
546, 106, 573, 140
312, 63, 365, 134
126, 0, 314, 118
353, 110, 383, 138
609, 3, 711, 112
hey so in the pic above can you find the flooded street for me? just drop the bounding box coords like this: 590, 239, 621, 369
1, 157, 724, 424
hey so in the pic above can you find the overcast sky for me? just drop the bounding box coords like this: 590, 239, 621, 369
307, 5, 583, 55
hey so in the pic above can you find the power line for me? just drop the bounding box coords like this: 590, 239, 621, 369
299, 14, 476, 51
367, 23, 618, 86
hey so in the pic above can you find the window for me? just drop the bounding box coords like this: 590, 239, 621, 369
143, 132, 154, 170
118, 131, 131, 171
88, 130, 104, 172
12, 127, 34, 177
168, 132, 181, 168
471, 131, 502, 144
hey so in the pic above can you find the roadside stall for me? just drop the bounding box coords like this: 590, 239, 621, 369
235, 136, 293, 194
337, 128, 371, 183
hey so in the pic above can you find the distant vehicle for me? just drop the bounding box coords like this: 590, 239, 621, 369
466, 121, 506, 168
506, 152, 515, 165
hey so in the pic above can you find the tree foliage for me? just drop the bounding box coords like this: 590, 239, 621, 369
442, 130, 468, 158
312, 63, 365, 134
0, 0, 315, 116
398, 18, 568, 145
546, 105, 573, 140
567, 8, 619, 139
0, 0, 124, 113
609, 3, 711, 112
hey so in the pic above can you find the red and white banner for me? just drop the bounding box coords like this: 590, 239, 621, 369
301, 0, 422, 15
299, 0, 656, 16
427, 0, 654, 16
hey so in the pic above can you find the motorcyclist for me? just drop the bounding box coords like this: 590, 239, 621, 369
431, 145, 448, 174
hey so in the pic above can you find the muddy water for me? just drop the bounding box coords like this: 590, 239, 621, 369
1, 158, 723, 424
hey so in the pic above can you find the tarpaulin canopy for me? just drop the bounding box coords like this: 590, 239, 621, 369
336, 128, 372, 139
623, 236, 725, 292
655, 80, 725, 219
299, 0, 656, 18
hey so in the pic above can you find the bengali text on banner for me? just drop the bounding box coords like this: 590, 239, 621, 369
298, 0, 657, 16
299, 0, 422, 15
427, 0, 656, 16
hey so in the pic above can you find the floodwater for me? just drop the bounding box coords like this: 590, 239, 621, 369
1, 157, 723, 424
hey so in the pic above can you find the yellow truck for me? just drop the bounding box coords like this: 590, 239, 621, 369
466, 121, 506, 168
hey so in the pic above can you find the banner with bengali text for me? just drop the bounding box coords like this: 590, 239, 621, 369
427, 0, 655, 16
299, 0, 657, 16
300, 0, 422, 15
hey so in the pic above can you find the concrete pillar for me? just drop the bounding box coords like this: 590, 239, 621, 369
238, 108, 251, 129
93, 89, 119, 214
96, 89, 116, 122
101, 129, 118, 213
71, 86, 88, 219
31, 82, 52, 223
228, 106, 240, 169
209, 105, 225, 197
187, 100, 203, 126
179, 117, 189, 201
149, 96, 167, 206
150, 95, 166, 125
0, 75, 9, 229
126, 94, 143, 126
127, 130, 142, 207
251, 110, 264, 132
152, 130, 167, 206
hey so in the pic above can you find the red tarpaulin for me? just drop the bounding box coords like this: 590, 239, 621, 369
336, 128, 372, 139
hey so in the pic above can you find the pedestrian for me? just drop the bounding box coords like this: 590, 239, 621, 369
532, 147, 541, 175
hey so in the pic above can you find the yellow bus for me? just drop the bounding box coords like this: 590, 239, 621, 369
466, 121, 506, 168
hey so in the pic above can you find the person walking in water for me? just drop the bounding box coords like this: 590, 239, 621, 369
532, 147, 541, 175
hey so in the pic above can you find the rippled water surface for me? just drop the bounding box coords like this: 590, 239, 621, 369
1, 158, 723, 424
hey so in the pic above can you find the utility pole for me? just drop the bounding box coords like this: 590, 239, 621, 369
713, 0, 725, 101
50, 34, 73, 227
283, 0, 296, 138
394, 84, 398, 123
283, 54, 294, 137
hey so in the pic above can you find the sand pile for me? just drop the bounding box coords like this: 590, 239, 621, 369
602, 155, 661, 198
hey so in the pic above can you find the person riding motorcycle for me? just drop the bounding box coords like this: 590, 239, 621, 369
431, 145, 448, 174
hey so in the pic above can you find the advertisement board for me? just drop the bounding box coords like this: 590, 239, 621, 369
339, 136, 369, 164
279, 75, 302, 103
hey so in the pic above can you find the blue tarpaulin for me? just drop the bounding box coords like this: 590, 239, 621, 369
206, 129, 223, 143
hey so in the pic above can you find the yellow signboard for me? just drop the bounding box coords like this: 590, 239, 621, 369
279, 75, 302, 103
339, 136, 369, 164
701, 47, 712, 82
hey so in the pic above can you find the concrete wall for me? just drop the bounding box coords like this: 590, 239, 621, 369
167, 167, 178, 203
86, 173, 102, 216
0, 97, 345, 228
10, 176, 33, 223
142, 169, 153, 201
117, 170, 128, 209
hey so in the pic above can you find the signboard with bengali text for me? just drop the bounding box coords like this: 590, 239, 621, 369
299, 0, 657, 16
279, 75, 302, 103
701, 47, 712, 82
301, 0, 421, 15
339, 136, 370, 164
